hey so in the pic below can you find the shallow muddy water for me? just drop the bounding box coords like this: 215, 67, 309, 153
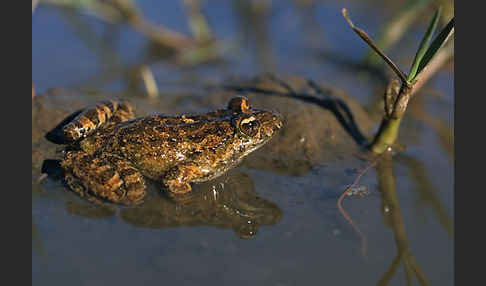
32, 1, 453, 285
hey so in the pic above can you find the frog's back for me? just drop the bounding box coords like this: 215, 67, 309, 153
109, 114, 237, 179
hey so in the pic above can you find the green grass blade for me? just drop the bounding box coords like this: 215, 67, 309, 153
415, 17, 454, 79
407, 7, 442, 82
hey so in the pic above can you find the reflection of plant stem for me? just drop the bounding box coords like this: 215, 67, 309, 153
379, 251, 403, 285
337, 155, 380, 257
377, 154, 430, 286
397, 154, 454, 236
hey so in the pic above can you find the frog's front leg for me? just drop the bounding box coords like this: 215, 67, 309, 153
61, 151, 146, 205
62, 100, 135, 143
162, 164, 206, 194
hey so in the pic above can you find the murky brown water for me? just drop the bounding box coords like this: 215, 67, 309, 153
33, 1, 453, 285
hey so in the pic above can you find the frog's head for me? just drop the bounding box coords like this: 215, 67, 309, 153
228, 96, 283, 153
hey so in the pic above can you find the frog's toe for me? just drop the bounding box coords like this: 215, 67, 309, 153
64, 172, 86, 197
124, 180, 146, 204
165, 181, 192, 194
64, 172, 106, 205
116, 159, 147, 205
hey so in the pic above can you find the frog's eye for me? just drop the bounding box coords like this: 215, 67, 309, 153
238, 116, 260, 137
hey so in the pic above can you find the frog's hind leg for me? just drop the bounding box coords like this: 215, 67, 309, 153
163, 163, 206, 194
62, 100, 136, 143
61, 151, 146, 205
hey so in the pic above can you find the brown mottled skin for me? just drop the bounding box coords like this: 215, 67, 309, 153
60, 97, 283, 205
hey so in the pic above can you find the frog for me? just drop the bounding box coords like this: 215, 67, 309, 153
60, 96, 283, 206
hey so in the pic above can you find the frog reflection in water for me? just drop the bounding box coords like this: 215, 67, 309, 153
66, 170, 283, 238
60, 96, 283, 205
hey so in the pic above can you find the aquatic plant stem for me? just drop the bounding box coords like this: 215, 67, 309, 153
370, 42, 452, 154
343, 8, 453, 154
371, 117, 402, 154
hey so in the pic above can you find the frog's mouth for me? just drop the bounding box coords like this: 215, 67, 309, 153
238, 125, 280, 155
260, 112, 284, 138
243, 138, 268, 154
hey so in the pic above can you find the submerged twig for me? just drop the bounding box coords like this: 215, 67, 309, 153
337, 155, 380, 257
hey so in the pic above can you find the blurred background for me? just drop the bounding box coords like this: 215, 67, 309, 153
32, 1, 453, 285
32, 0, 453, 99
